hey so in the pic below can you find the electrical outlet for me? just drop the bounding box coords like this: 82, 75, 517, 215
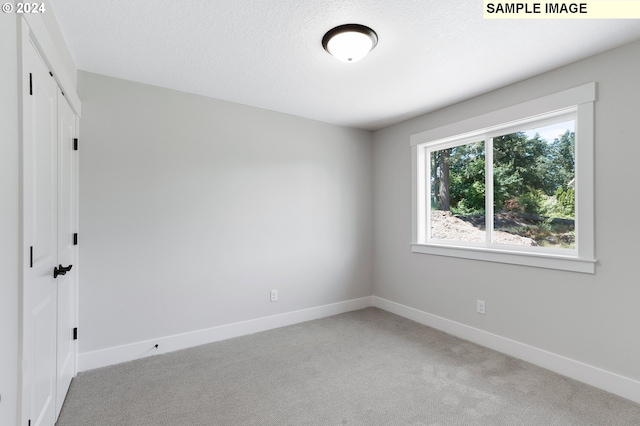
270, 289, 278, 302
477, 300, 486, 315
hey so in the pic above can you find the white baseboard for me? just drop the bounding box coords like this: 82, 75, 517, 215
78, 296, 373, 372
372, 296, 640, 404
78, 294, 640, 405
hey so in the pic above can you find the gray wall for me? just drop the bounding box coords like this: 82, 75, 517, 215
0, 14, 19, 426
372, 39, 640, 381
77, 71, 373, 353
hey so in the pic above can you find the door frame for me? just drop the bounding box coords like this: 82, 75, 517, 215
19, 17, 81, 426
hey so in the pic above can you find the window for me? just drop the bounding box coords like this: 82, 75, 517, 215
411, 83, 596, 273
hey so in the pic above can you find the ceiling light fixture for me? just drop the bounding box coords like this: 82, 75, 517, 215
322, 24, 378, 63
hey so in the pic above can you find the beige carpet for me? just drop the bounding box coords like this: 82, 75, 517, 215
56, 308, 640, 425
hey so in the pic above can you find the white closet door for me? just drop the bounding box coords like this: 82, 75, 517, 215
56, 89, 77, 417
22, 39, 58, 426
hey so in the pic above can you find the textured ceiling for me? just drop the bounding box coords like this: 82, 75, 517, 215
49, 0, 640, 131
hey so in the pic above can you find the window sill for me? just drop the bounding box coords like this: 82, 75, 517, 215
411, 243, 596, 274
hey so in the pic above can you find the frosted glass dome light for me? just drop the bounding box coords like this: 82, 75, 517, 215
322, 24, 378, 63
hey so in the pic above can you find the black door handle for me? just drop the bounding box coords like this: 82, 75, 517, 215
53, 264, 73, 278
53, 265, 64, 278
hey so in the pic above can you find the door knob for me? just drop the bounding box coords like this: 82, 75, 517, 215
53, 264, 73, 278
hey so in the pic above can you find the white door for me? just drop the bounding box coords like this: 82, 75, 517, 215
22, 39, 59, 426
56, 90, 77, 417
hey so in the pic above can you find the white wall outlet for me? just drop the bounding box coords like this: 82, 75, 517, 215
477, 299, 486, 315
270, 289, 278, 302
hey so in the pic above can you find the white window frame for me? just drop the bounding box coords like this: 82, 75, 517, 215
410, 83, 596, 273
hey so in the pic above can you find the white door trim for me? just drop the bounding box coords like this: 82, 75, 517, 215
21, 16, 80, 117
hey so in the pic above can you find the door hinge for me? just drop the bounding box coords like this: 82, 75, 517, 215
73, 233, 78, 245
29, 246, 33, 268
28, 420, 31, 426
73, 327, 78, 340
49, 71, 53, 77
73, 138, 78, 151
29, 73, 32, 95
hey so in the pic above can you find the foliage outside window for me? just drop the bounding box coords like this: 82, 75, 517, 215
429, 117, 575, 249
410, 83, 596, 273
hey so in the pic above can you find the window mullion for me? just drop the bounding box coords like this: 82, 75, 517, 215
485, 136, 494, 245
